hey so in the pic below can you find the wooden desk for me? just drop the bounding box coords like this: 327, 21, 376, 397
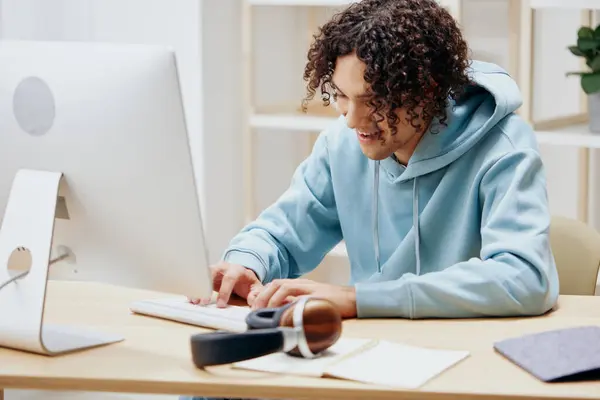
1, 281, 600, 400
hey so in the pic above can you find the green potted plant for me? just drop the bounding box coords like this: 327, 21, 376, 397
567, 25, 600, 132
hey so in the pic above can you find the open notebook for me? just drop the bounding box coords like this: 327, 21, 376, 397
234, 337, 469, 388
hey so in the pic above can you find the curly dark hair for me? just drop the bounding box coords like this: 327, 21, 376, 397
302, 0, 472, 135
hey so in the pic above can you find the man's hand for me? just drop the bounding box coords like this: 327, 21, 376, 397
190, 262, 262, 307
250, 279, 357, 319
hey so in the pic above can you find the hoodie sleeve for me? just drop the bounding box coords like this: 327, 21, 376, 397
221, 131, 342, 283
355, 148, 560, 319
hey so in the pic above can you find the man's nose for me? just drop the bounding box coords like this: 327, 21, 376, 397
344, 105, 360, 130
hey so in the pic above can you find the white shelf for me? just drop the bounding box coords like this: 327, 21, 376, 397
250, 112, 336, 131
536, 123, 600, 148
252, 112, 600, 148
530, 0, 600, 10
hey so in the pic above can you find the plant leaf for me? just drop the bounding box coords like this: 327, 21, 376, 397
577, 37, 599, 52
581, 73, 600, 94
579, 26, 594, 39
568, 45, 585, 57
590, 54, 600, 72
566, 71, 585, 76
594, 24, 600, 39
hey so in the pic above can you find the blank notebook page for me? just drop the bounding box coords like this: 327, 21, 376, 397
325, 340, 470, 388
233, 338, 372, 377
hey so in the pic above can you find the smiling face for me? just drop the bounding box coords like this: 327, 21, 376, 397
330, 53, 428, 164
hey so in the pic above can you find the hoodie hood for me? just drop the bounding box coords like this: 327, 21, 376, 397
372, 60, 524, 275
382, 60, 523, 183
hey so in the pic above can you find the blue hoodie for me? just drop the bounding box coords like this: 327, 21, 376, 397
223, 60, 560, 319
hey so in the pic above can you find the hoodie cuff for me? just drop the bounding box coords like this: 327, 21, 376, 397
222, 249, 268, 283
354, 279, 414, 318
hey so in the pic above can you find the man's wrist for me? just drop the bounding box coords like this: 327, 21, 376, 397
341, 285, 357, 318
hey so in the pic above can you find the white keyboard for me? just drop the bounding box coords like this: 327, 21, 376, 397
129, 297, 252, 332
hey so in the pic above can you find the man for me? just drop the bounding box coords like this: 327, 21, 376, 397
197, 0, 559, 321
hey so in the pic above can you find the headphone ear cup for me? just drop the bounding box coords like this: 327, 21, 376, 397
244, 308, 278, 329
190, 329, 285, 368
245, 302, 294, 329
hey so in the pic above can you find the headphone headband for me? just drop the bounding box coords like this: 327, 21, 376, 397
293, 296, 316, 358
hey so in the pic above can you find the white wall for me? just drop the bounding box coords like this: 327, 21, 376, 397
198, 0, 246, 264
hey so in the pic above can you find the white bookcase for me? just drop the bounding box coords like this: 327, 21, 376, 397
241, 0, 600, 260
517, 0, 600, 223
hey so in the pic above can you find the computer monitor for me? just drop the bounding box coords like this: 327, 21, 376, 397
0, 40, 213, 301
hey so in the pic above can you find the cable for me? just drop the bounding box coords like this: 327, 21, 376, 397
0, 270, 29, 292
0, 253, 70, 292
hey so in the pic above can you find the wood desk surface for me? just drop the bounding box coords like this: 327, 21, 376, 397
1, 280, 600, 400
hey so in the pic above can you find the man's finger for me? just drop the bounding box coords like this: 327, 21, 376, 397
247, 290, 259, 306
199, 264, 227, 305
216, 270, 240, 307
210, 264, 228, 289
246, 283, 264, 306
252, 280, 283, 310
268, 285, 308, 308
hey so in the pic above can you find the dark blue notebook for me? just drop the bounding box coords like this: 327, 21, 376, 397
494, 325, 600, 382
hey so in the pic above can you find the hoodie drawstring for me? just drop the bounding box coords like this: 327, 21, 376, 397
373, 160, 381, 273
372, 160, 421, 276
413, 177, 421, 276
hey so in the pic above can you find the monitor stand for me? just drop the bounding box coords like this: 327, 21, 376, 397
0, 169, 124, 356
